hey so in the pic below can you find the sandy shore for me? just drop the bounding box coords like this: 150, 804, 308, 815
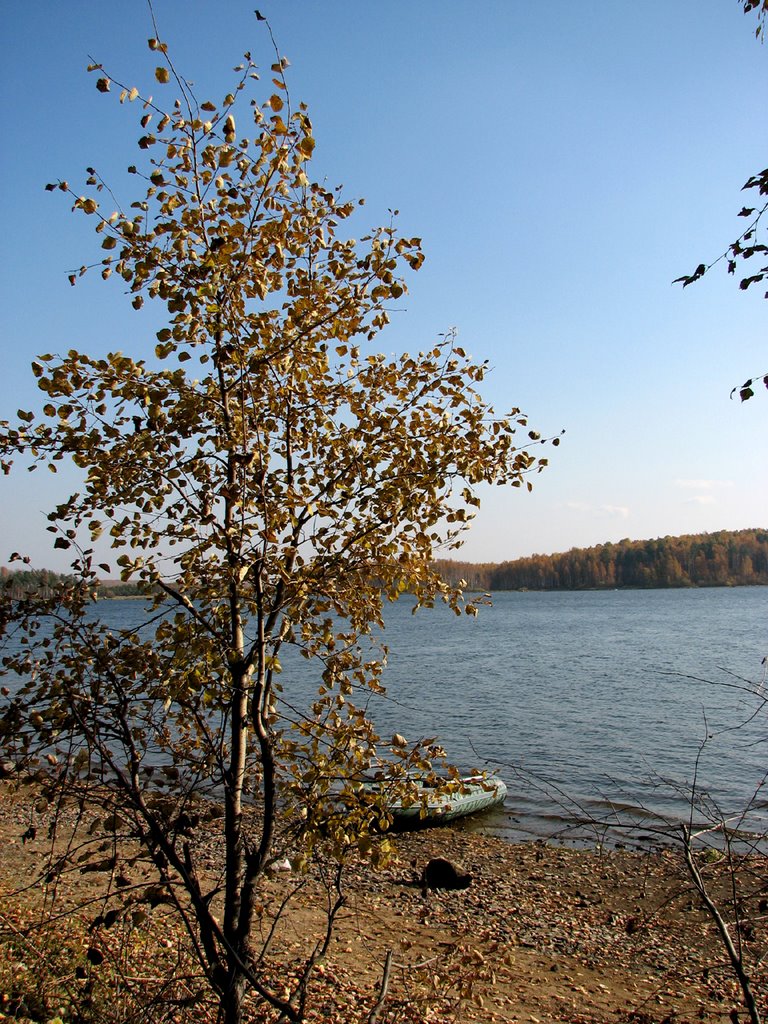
0, 784, 764, 1023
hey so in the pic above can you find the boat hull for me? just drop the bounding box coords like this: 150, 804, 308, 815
385, 776, 507, 826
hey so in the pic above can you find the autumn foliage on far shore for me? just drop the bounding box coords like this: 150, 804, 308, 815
434, 528, 768, 591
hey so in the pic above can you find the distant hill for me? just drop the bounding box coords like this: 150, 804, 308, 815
433, 529, 768, 591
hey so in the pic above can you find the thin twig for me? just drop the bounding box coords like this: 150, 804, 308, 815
682, 825, 761, 1024
368, 949, 393, 1024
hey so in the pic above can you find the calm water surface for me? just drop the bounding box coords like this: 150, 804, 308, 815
371, 587, 768, 845
23, 587, 768, 845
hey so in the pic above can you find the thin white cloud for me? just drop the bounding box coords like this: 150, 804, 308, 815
566, 501, 629, 519
684, 494, 716, 506
601, 504, 630, 519
674, 479, 734, 490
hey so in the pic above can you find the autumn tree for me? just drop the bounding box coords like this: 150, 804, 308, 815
0, 21, 555, 1024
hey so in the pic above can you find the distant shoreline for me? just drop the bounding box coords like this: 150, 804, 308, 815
434, 527, 768, 591
470, 580, 768, 593
4, 528, 767, 597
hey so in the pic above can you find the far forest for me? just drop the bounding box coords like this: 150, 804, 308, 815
0, 567, 146, 600
433, 529, 768, 591
2, 529, 766, 598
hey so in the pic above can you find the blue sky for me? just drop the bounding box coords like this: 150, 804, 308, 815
1, 1, 766, 569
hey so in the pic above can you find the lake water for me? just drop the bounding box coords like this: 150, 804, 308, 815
368, 587, 768, 847
79, 586, 768, 848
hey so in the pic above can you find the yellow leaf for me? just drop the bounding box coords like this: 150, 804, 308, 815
298, 136, 315, 158
155, 67, 170, 84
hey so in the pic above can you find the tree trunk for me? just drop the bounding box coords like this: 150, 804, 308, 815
222, 964, 247, 1024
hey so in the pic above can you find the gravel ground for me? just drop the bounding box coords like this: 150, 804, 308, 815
1, 783, 766, 1023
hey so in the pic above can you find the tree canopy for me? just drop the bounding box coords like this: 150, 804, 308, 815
0, 22, 556, 1024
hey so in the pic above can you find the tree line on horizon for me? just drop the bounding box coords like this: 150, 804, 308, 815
0, 566, 147, 599
433, 528, 768, 591
4, 528, 767, 598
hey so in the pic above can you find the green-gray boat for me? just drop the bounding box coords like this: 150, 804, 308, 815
379, 775, 507, 827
